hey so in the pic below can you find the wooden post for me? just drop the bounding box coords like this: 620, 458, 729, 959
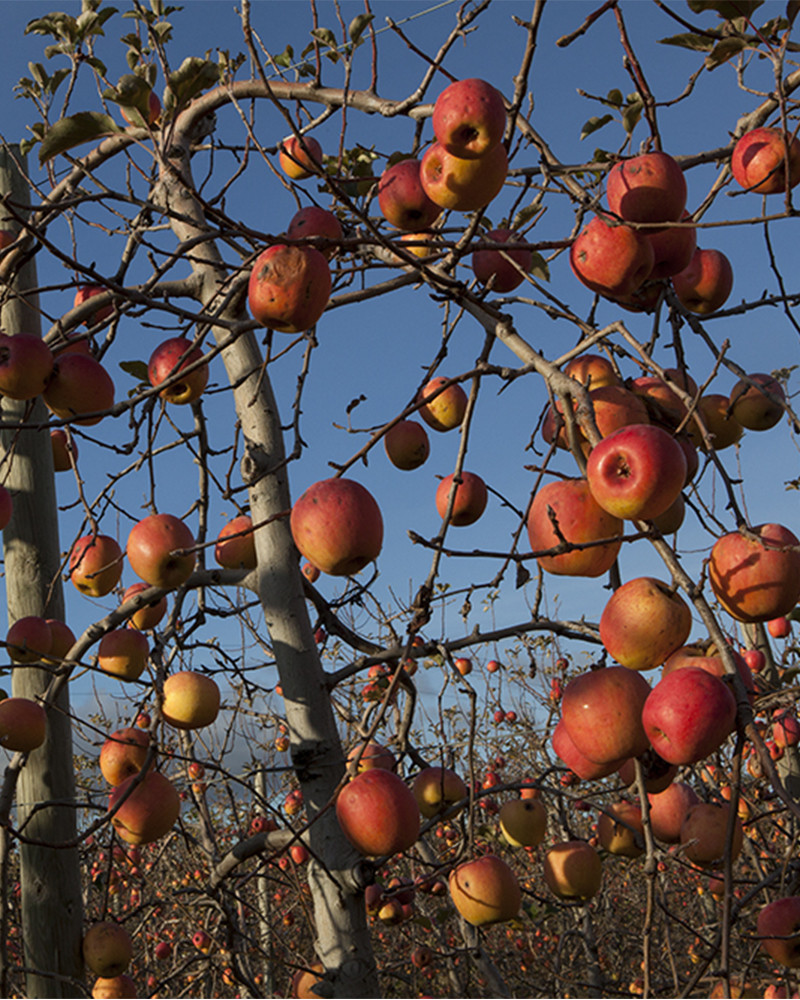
0, 145, 84, 998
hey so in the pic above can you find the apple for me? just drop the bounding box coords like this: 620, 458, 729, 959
471, 229, 532, 293
74, 284, 114, 326
651, 493, 685, 534
416, 376, 468, 432
499, 797, 547, 847
435, 471, 488, 526
50, 428, 78, 471
6, 616, 52, 663
46, 618, 77, 660
585, 423, 687, 522
121, 583, 167, 630
91, 974, 137, 999
0, 333, 54, 400
564, 353, 621, 389
597, 800, 644, 858
448, 854, 520, 926
642, 667, 737, 765
662, 640, 755, 704
599, 576, 692, 671
291, 961, 325, 998
69, 533, 123, 597
646, 211, 697, 278
214, 514, 257, 569
757, 896, 800, 967
527, 477, 622, 578
543, 840, 603, 901
679, 801, 743, 866
82, 922, 133, 978
552, 718, 627, 780
708, 523, 800, 622
731, 126, 800, 194
161, 670, 221, 730
454, 656, 472, 676
290, 478, 383, 576
126, 513, 197, 589
153, 941, 172, 962
629, 372, 697, 429
147, 336, 208, 405
729, 373, 785, 431
346, 741, 396, 773
606, 151, 687, 225
192, 929, 212, 953
545, 384, 650, 453
248, 245, 331, 333
773, 711, 800, 748
377, 158, 442, 231
99, 727, 151, 786
384, 420, 429, 470
432, 78, 506, 158
688, 393, 743, 450
672, 247, 733, 314
43, 354, 115, 425
420, 140, 508, 212
561, 666, 651, 764
412, 766, 467, 818
570, 215, 654, 300
411, 946, 432, 969
120, 87, 161, 127
279, 134, 323, 180
287, 206, 343, 258
97, 628, 150, 682
647, 780, 699, 843
617, 749, 677, 794
0, 697, 47, 752
742, 647, 766, 674
335, 769, 420, 856
108, 769, 180, 845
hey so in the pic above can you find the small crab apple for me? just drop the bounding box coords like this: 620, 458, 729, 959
435, 472, 488, 526
147, 337, 208, 405
278, 134, 323, 180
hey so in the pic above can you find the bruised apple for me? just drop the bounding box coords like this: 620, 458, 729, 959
148, 337, 208, 405
708, 523, 800, 623
287, 206, 342, 258
108, 770, 180, 845
432, 78, 506, 158
82, 922, 133, 978
335, 769, 420, 857
290, 478, 383, 576
248, 245, 331, 333
448, 854, 520, 926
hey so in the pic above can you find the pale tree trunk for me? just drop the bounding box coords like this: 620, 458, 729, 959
0, 147, 84, 997
157, 138, 379, 995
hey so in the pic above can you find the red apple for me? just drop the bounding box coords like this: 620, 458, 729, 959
97, 628, 150, 682
74, 284, 114, 326
0, 697, 47, 752
454, 656, 472, 676
629, 372, 697, 429
420, 141, 508, 212
757, 896, 800, 967
731, 126, 800, 195
248, 245, 331, 333
672, 247, 733, 314
46, 619, 77, 660
544, 840, 603, 901
773, 712, 800, 748
570, 215, 654, 300
377, 158, 442, 231
435, 471, 488, 526
50, 428, 78, 471
597, 800, 644, 858
432, 78, 506, 159
69, 534, 123, 598
708, 523, 800, 622
564, 353, 621, 389
646, 211, 697, 278
6, 616, 52, 663
286, 206, 343, 258
599, 577, 692, 671
561, 666, 651, 764
335, 769, 420, 857
147, 337, 208, 405
552, 717, 629, 780
606, 150, 686, 225
122, 582, 167, 630
384, 420, 429, 470
108, 770, 180, 845
82, 922, 133, 978
663, 640, 755, 704
0, 333, 54, 400
91, 974, 137, 999
43, 354, 115, 425
448, 854, 520, 926
729, 373, 785, 431
346, 741, 396, 774
412, 766, 467, 818
679, 801, 743, 866
527, 477, 622, 578
290, 478, 383, 576
99, 727, 151, 786
416, 376, 468, 432
214, 514, 256, 570
161, 670, 220, 730
127, 513, 197, 589
471, 229, 531, 293
279, 134, 323, 180
688, 393, 743, 451
647, 780, 699, 843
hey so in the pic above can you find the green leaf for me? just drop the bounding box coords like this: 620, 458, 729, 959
48, 68, 71, 95
166, 57, 220, 108
38, 112, 123, 163
274, 44, 294, 68
687, 0, 763, 17
658, 31, 717, 51
44, 42, 75, 59
622, 99, 643, 135
705, 35, 747, 67
580, 114, 613, 140
529, 251, 550, 282
511, 204, 540, 228
606, 88, 624, 107
84, 56, 107, 75
119, 359, 149, 382
29, 63, 48, 89
310, 27, 337, 49
348, 13, 374, 44
106, 73, 152, 113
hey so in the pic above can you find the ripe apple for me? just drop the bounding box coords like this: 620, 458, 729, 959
688, 393, 743, 451
74, 284, 114, 326
471, 229, 532, 293
672, 247, 733, 314
773, 711, 800, 748
126, 513, 197, 589
248, 245, 331, 333
570, 215, 654, 300
6, 616, 52, 663
416, 376, 468, 432
454, 656, 472, 676
606, 151, 687, 225
97, 628, 150, 682
161, 670, 221, 730
647, 780, 699, 843
91, 974, 137, 999
729, 372, 785, 431
629, 372, 697, 429
279, 134, 323, 180
599, 576, 692, 671
757, 896, 800, 967
286, 206, 343, 258
543, 840, 603, 901
0, 333, 54, 401
499, 797, 547, 847
435, 471, 488, 526
662, 640, 755, 704
552, 717, 628, 781
527, 477, 622, 578
291, 961, 325, 999
679, 801, 743, 866
192, 929, 212, 953
448, 854, 521, 926
69, 533, 123, 597
585, 423, 687, 521
50, 428, 78, 471
346, 741, 396, 774
147, 337, 208, 405
412, 766, 467, 818
0, 697, 47, 752
545, 384, 651, 454
708, 523, 800, 622
432, 78, 506, 158
335, 769, 420, 857
377, 158, 442, 231
564, 353, 621, 389
108, 769, 180, 845
597, 800, 644, 858
46, 618, 77, 660
99, 727, 151, 786
43, 354, 115, 425
121, 582, 167, 631
290, 478, 383, 576
214, 514, 257, 569
420, 140, 508, 212
384, 420, 429, 470
731, 126, 800, 194
82, 921, 133, 978
561, 666, 651, 764
646, 211, 697, 278
642, 667, 737, 765
651, 493, 685, 535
